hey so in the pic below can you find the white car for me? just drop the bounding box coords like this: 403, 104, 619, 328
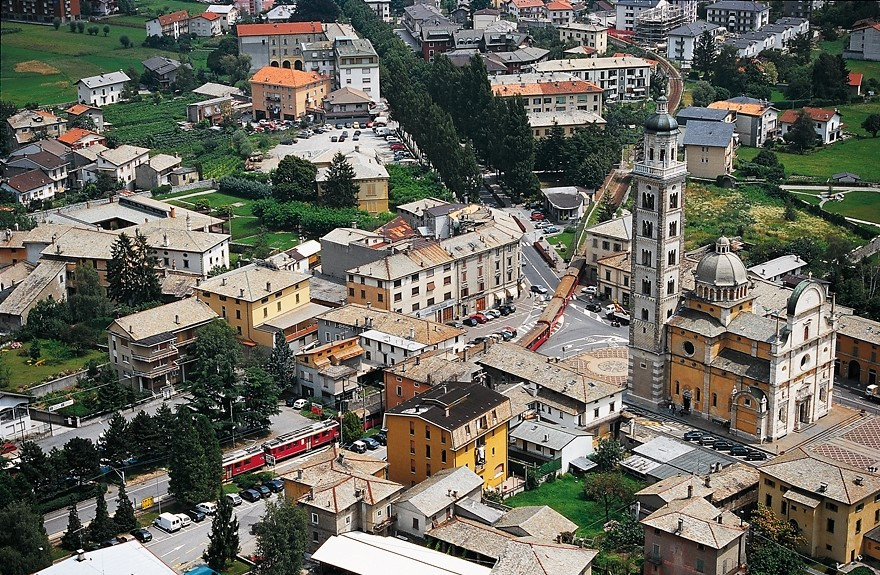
196, 502, 217, 515
292, 398, 308, 409
581, 286, 598, 295
175, 513, 192, 528
483, 310, 500, 320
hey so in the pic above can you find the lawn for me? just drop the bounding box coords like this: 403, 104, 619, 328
237, 232, 299, 250
821, 191, 880, 226
1, 341, 107, 391
814, 36, 880, 81
505, 474, 644, 537
230, 216, 263, 241
836, 102, 880, 138
134, 0, 206, 17
153, 187, 214, 200
0, 22, 191, 106
547, 230, 576, 260
738, 138, 880, 182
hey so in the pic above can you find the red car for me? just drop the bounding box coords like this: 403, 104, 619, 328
390, 143, 406, 151
470, 313, 488, 324
530, 213, 545, 221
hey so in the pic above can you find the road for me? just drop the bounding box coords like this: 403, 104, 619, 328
833, 384, 880, 415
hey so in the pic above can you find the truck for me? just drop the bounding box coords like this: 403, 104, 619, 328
865, 384, 880, 402
154, 512, 182, 532
604, 302, 631, 325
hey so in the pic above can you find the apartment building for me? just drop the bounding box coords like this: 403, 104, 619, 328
1, 0, 80, 23
384, 353, 482, 410
334, 37, 380, 99
584, 214, 632, 282
197, 263, 312, 348
5, 109, 67, 148
205, 3, 238, 31
250, 66, 331, 121
706, 0, 770, 33
138, 225, 229, 278
835, 314, 880, 388
528, 110, 606, 138
393, 466, 484, 540
295, 337, 362, 404
545, 1, 574, 27
107, 298, 218, 393
491, 73, 603, 115
145, 10, 189, 38
845, 21, 880, 62
64, 103, 104, 132
364, 0, 390, 22
134, 153, 182, 190
597, 251, 632, 305
76, 71, 130, 107
534, 56, 652, 102
83, 144, 149, 190
708, 96, 778, 147
385, 383, 512, 489
557, 23, 607, 55
315, 148, 388, 215
189, 11, 221, 37
237, 21, 326, 71
682, 120, 736, 179
4, 150, 68, 196
667, 21, 721, 66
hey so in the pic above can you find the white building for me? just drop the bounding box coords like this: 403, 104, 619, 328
393, 467, 484, 539
706, 0, 770, 33
76, 71, 130, 107
139, 225, 230, 277
206, 4, 239, 30
190, 12, 222, 37
667, 21, 721, 65
364, 0, 391, 22
265, 4, 295, 22
37, 541, 179, 575
557, 23, 607, 55
0, 392, 31, 440
534, 56, 652, 102
85, 144, 150, 190
778, 106, 842, 145
747, 254, 807, 284
844, 20, 880, 62
334, 37, 381, 99
509, 420, 594, 475
616, 0, 697, 32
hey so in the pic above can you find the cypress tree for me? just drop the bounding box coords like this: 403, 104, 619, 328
88, 489, 116, 542
61, 504, 84, 550
203, 493, 239, 570
113, 483, 137, 533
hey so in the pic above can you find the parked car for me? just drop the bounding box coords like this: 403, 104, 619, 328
729, 445, 750, 457
499, 330, 514, 341
530, 285, 548, 294
697, 435, 717, 446
586, 302, 602, 313
280, 139, 295, 145
0, 442, 17, 455
185, 508, 206, 523
154, 512, 182, 532
353, 122, 360, 129
683, 430, 703, 442
291, 398, 308, 409
238, 489, 260, 503
745, 450, 768, 461
226, 493, 243, 506
462, 317, 478, 327
374, 431, 387, 445
344, 122, 352, 128
196, 502, 217, 515
354, 130, 361, 136
530, 213, 546, 221
389, 143, 406, 151
331, 135, 339, 142
255, 485, 272, 499
471, 336, 488, 345
361, 437, 380, 450
470, 313, 488, 324
353, 134, 360, 141
175, 513, 192, 528
129, 528, 152, 543
503, 326, 518, 337
348, 440, 367, 453
544, 226, 560, 234
341, 131, 349, 138
335, 123, 344, 129
483, 309, 500, 320
263, 479, 285, 493
712, 439, 734, 451
498, 304, 516, 315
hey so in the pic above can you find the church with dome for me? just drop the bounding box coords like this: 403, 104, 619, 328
626, 93, 837, 442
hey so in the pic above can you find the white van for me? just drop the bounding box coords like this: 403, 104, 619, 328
196, 501, 217, 515
154, 512, 183, 532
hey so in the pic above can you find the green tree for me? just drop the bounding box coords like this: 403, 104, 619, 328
103, 24, 110, 36
29, 340, 41, 362
190, 319, 244, 431
341, 411, 363, 444
114, 483, 138, 533
18, 442, 52, 495
272, 155, 317, 202
107, 232, 161, 307
238, 367, 280, 432
0, 502, 52, 575
68, 262, 110, 323
862, 113, 880, 137
100, 412, 130, 467
693, 30, 717, 77
583, 471, 636, 522
169, 411, 221, 507
535, 123, 567, 173
61, 504, 85, 550
322, 152, 359, 208
266, 330, 295, 392
0, 468, 33, 509
592, 437, 625, 471
292, 0, 341, 21
811, 53, 849, 102
69, 20, 76, 32
119, 35, 130, 48
747, 504, 806, 575
597, 193, 617, 223
691, 81, 716, 107
53, 17, 61, 30
63, 437, 100, 484
88, 489, 117, 542
252, 497, 308, 575
787, 32, 811, 65
129, 409, 160, 462
602, 515, 644, 552
172, 65, 197, 93
203, 491, 240, 570
24, 296, 69, 340
784, 111, 820, 153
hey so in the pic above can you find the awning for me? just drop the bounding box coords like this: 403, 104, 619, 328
569, 457, 597, 472
505, 287, 517, 298
493, 290, 505, 303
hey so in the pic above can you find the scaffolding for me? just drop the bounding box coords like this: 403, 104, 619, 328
634, 3, 691, 47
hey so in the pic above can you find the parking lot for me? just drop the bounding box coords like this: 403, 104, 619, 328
260, 121, 405, 172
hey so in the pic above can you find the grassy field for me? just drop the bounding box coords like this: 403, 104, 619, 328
836, 102, 880, 138
738, 138, 880, 182
237, 232, 299, 250
1, 342, 106, 391
0, 22, 199, 106
815, 37, 880, 81
548, 230, 576, 260
505, 474, 644, 537
821, 191, 880, 225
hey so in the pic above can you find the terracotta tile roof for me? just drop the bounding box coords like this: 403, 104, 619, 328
848, 72, 863, 87
57, 128, 100, 146
65, 103, 99, 115
196, 11, 221, 20
492, 78, 602, 97
250, 66, 327, 87
511, 0, 544, 7
236, 22, 323, 36
546, 1, 573, 9
708, 100, 770, 117
779, 106, 838, 124
158, 10, 189, 26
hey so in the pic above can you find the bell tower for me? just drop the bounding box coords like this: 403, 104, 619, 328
627, 93, 687, 406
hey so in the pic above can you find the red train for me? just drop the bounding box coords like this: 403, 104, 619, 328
221, 419, 340, 481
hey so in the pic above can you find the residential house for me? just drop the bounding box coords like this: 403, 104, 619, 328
197, 262, 313, 347
1, 0, 80, 23
193, 82, 244, 99
682, 120, 736, 179
0, 261, 67, 333
142, 57, 186, 89
295, 336, 363, 404
597, 251, 632, 305
384, 382, 512, 488
708, 96, 778, 147
419, 23, 461, 61
134, 154, 182, 190
641, 495, 748, 575
145, 10, 190, 38
206, 4, 238, 30
557, 23, 607, 55
139, 224, 229, 277
615, 0, 661, 32
504, 0, 544, 20
316, 149, 389, 214
849, 72, 863, 98
490, 73, 603, 115
265, 240, 322, 274
302, 40, 337, 78
82, 144, 149, 190
5, 109, 67, 148
335, 37, 381, 100
76, 72, 130, 107
190, 11, 222, 37
508, 420, 593, 475
636, 464, 759, 515
394, 466, 485, 539
845, 20, 880, 62
107, 298, 218, 392
779, 107, 842, 145
2, 170, 58, 205
281, 446, 403, 552
747, 254, 806, 284
237, 21, 326, 71
323, 87, 374, 124
478, 342, 626, 436
87, 0, 117, 16
495, 505, 579, 539
667, 21, 721, 66
495, 47, 550, 75
781, 0, 818, 19
364, 0, 391, 22
473, 8, 501, 30
250, 66, 331, 121
4, 150, 68, 197
757, 446, 880, 564
676, 106, 736, 126
705, 0, 769, 32
169, 166, 200, 186
64, 103, 104, 132
835, 314, 880, 388
541, 186, 586, 221
545, 1, 574, 26
584, 214, 631, 282
234, 0, 272, 16
57, 128, 105, 150
534, 56, 652, 102
402, 4, 447, 41
528, 110, 606, 138
384, 353, 483, 410
636, 474, 715, 515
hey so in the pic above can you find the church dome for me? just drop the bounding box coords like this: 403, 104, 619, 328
644, 95, 678, 133
694, 237, 748, 288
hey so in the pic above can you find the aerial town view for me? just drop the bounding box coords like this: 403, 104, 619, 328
1, 0, 880, 574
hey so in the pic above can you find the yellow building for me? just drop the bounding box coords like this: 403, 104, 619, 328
384, 383, 512, 489
757, 446, 880, 564
197, 263, 311, 348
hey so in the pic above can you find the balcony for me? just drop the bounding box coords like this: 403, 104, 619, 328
632, 163, 687, 180
130, 346, 177, 363
372, 514, 397, 532
133, 361, 178, 379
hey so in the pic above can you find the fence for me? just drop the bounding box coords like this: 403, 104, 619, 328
168, 179, 216, 193
28, 366, 98, 398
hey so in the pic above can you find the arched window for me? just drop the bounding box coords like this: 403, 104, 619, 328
642, 192, 655, 210
642, 279, 652, 296
649, 148, 654, 161
642, 249, 652, 266
667, 249, 677, 265
641, 308, 649, 321
669, 221, 678, 236
667, 278, 675, 295
642, 220, 653, 238
660, 148, 666, 162
669, 192, 679, 209
804, 324, 810, 341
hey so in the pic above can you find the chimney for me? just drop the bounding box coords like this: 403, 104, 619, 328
717, 514, 723, 524
543, 434, 549, 442
409, 327, 415, 339
266, 281, 272, 292
76, 549, 86, 562
174, 314, 180, 325
452, 490, 458, 498
221, 277, 227, 286
296, 469, 303, 480
170, 206, 176, 218
186, 213, 191, 231
704, 475, 711, 488
351, 220, 358, 229
366, 302, 372, 310
163, 233, 168, 247
676, 518, 683, 533
447, 489, 452, 497
239, 288, 245, 297
687, 484, 693, 499
416, 356, 420, 365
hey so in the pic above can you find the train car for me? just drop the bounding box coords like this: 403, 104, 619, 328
221, 445, 266, 481
261, 419, 340, 464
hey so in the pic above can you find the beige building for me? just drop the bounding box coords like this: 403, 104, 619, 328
491, 72, 604, 115
557, 23, 608, 54
528, 110, 606, 138
5, 109, 67, 148
250, 66, 331, 121
682, 121, 736, 180
0, 261, 67, 334
584, 214, 631, 283
597, 251, 631, 305
315, 149, 389, 214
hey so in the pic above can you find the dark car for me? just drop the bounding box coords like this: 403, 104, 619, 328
586, 302, 602, 313
683, 430, 703, 442
280, 139, 294, 145
712, 439, 734, 451
263, 479, 284, 493
361, 437, 380, 450
530, 285, 548, 294
130, 528, 152, 543
463, 317, 478, 327
240, 489, 262, 503
745, 450, 768, 461
255, 485, 272, 499
499, 304, 516, 315
354, 130, 361, 136
729, 445, 750, 457
186, 508, 207, 523
698, 435, 717, 446
335, 123, 344, 129
499, 330, 515, 341
374, 431, 387, 446
344, 122, 352, 128
331, 135, 339, 142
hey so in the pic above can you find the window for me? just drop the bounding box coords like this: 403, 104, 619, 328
856, 519, 862, 533
412, 517, 419, 530
311, 513, 318, 524
397, 386, 402, 397
826, 518, 834, 533
425, 445, 431, 458
695, 559, 704, 573
765, 494, 772, 507
642, 308, 649, 321
312, 531, 319, 543
345, 515, 352, 525
594, 408, 600, 418
410, 421, 415, 435
669, 192, 679, 209
642, 279, 652, 296
642, 249, 653, 266
826, 502, 838, 512
669, 221, 678, 236
712, 393, 717, 407
667, 250, 677, 265
441, 450, 446, 463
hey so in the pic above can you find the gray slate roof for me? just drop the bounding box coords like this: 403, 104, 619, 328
710, 348, 771, 383
677, 107, 733, 122
509, 420, 591, 451
682, 120, 736, 148
78, 71, 130, 89
142, 56, 182, 76
668, 20, 719, 37
707, 0, 769, 11
396, 466, 484, 516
